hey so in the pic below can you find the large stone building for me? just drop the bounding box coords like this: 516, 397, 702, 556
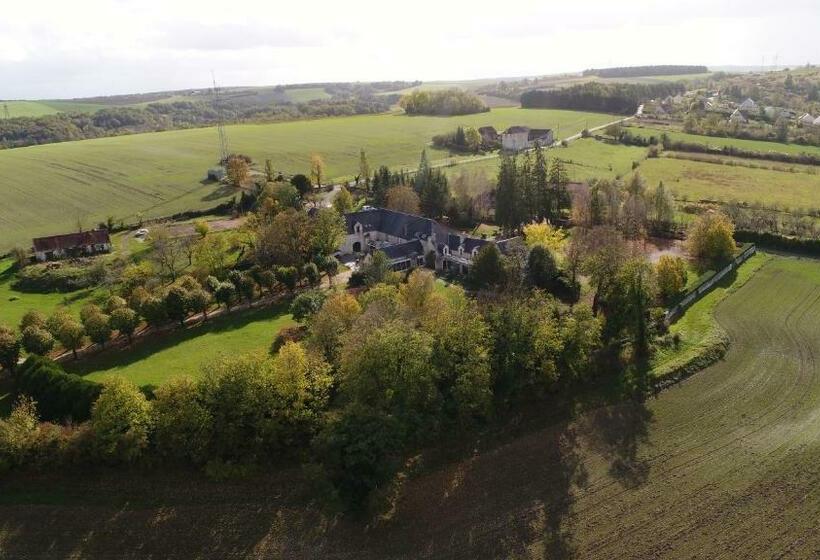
32, 230, 112, 262
500, 126, 554, 151
340, 207, 512, 274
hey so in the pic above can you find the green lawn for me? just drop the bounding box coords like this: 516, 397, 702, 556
0, 108, 616, 251
442, 138, 645, 183
652, 252, 770, 376
0, 258, 103, 331
63, 303, 295, 388
637, 156, 820, 211
627, 124, 820, 157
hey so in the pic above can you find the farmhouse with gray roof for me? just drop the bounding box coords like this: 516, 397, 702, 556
340, 207, 513, 274
500, 126, 554, 152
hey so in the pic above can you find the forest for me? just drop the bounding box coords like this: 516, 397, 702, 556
582, 65, 709, 78
520, 81, 686, 114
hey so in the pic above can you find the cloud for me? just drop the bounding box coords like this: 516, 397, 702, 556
156, 23, 321, 51
1, 0, 819, 99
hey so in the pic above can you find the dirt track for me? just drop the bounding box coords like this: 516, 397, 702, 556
1, 255, 820, 559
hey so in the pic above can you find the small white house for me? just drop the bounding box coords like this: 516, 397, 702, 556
799, 113, 815, 126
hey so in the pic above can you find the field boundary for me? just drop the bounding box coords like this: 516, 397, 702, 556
665, 243, 756, 322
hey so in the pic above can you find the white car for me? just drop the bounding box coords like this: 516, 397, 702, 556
134, 228, 149, 237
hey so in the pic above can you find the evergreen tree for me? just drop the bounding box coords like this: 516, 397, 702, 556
414, 150, 430, 194
495, 154, 523, 232
519, 151, 535, 222
532, 142, 550, 220
419, 169, 450, 219
547, 159, 570, 220
359, 148, 370, 190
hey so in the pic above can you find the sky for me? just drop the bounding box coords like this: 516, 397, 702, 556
2, 0, 820, 99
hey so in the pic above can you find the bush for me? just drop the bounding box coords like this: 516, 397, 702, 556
312, 406, 405, 510
13, 262, 103, 293
91, 377, 153, 463
152, 377, 211, 464
290, 289, 327, 322
15, 356, 101, 422
21, 326, 55, 356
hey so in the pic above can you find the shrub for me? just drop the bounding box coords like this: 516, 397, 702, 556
0, 325, 21, 372
15, 356, 101, 422
91, 377, 152, 463
290, 289, 327, 322
13, 262, 101, 293
152, 377, 211, 464
21, 326, 55, 356
687, 212, 736, 265
312, 406, 405, 510
656, 255, 688, 302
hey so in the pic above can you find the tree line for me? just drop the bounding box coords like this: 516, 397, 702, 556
399, 89, 489, 116
521, 82, 686, 115
0, 97, 392, 149
582, 65, 708, 78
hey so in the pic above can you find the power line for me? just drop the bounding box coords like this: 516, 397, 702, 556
211, 72, 229, 164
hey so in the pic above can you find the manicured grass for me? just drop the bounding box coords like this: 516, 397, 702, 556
0, 258, 102, 331
0, 108, 616, 250
63, 303, 295, 388
636, 156, 820, 211
627, 124, 820, 157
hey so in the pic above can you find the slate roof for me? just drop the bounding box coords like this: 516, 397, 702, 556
478, 126, 498, 140
504, 126, 530, 134
33, 230, 111, 253
527, 128, 552, 142
345, 208, 451, 241
381, 239, 424, 261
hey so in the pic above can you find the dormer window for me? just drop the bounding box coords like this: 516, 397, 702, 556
355, 223, 362, 233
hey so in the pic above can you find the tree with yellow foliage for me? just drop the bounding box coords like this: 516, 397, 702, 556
522, 220, 566, 253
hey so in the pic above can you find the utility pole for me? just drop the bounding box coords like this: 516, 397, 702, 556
211, 72, 229, 165
2, 104, 9, 119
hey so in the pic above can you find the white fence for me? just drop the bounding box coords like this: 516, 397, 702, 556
666, 244, 757, 322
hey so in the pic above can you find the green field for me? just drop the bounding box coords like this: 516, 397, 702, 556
0, 108, 616, 250
63, 303, 295, 387
442, 138, 646, 183
628, 124, 820, 157
0, 258, 102, 330
637, 155, 820, 210
1, 100, 106, 117
3, 254, 820, 558
282, 87, 331, 103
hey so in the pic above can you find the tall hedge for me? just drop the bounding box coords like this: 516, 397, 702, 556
15, 356, 101, 422
734, 231, 820, 257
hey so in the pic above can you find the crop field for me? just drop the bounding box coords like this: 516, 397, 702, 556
2, 254, 820, 558
628, 124, 820, 157
636, 155, 820, 210
1, 100, 107, 117
63, 303, 294, 387
0, 108, 615, 250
